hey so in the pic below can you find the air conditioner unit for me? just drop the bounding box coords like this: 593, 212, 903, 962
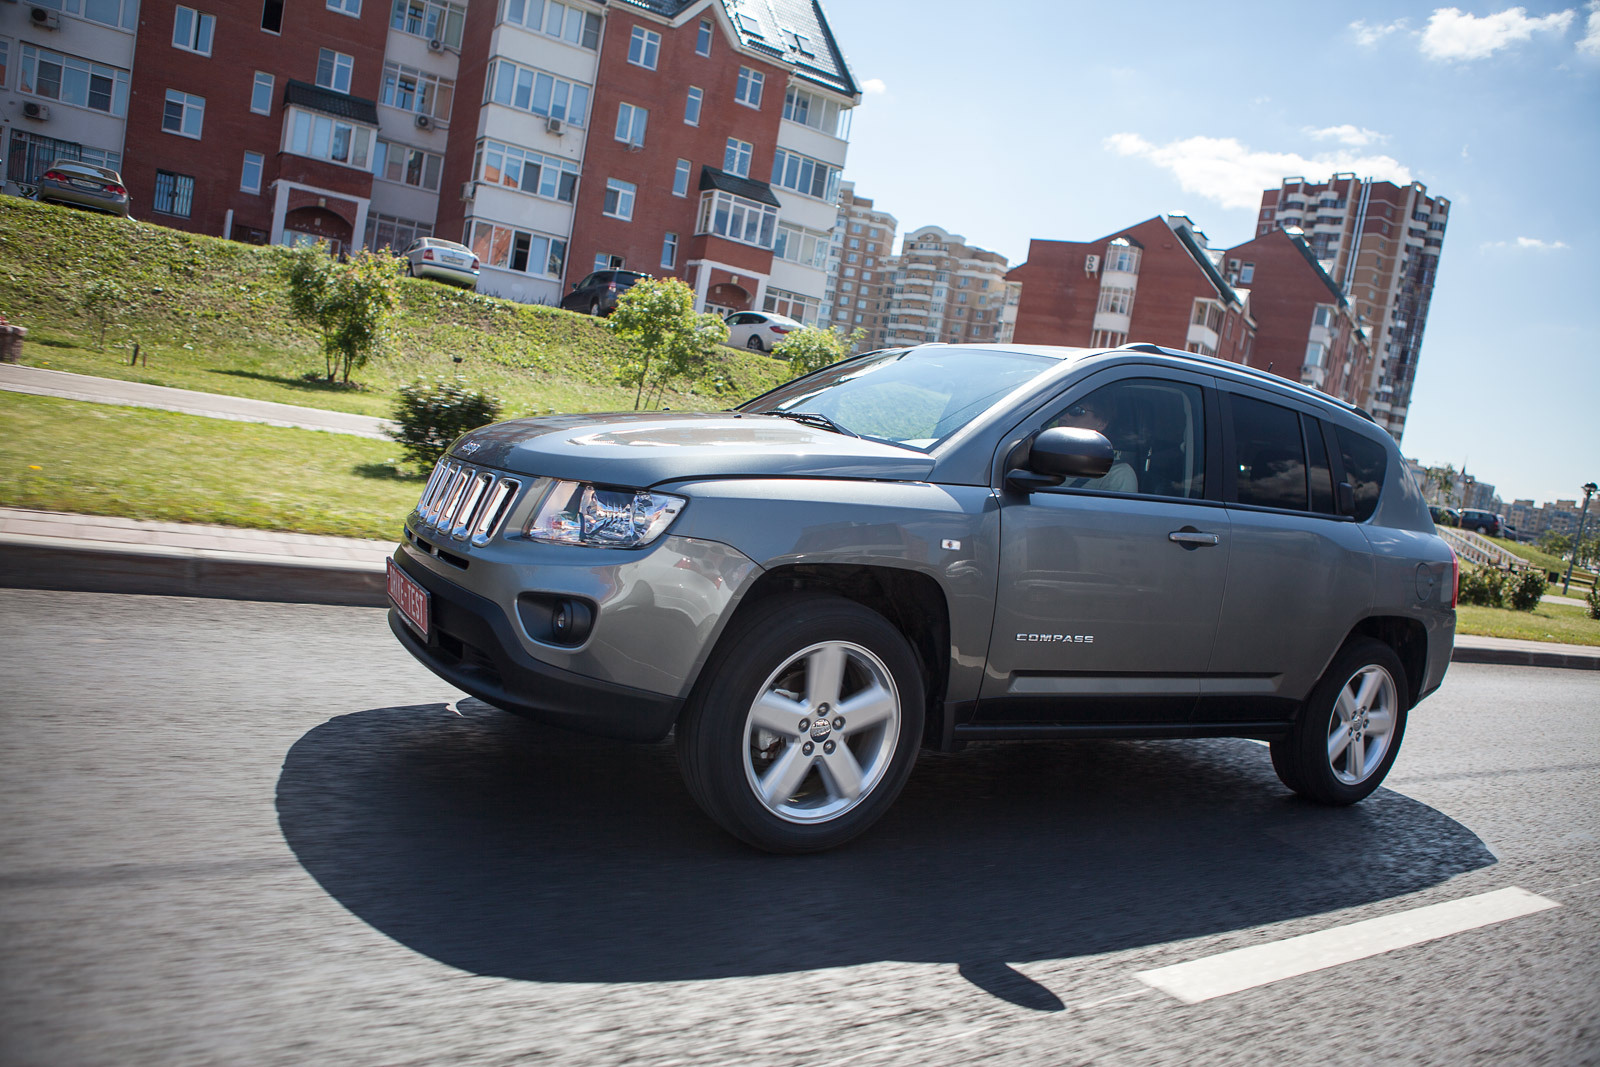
427, 38, 445, 52
30, 6, 60, 26
459, 180, 476, 202
414, 113, 433, 130
544, 115, 564, 135
23, 101, 50, 121
1084, 254, 1100, 274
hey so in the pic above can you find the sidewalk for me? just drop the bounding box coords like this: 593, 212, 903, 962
0, 363, 394, 440
2, 506, 1597, 670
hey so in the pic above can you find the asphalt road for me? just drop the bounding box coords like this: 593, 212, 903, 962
1, 590, 1595, 1066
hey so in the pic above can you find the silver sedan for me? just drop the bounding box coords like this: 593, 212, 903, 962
403, 238, 480, 289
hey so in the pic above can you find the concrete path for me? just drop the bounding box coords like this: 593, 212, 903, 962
0, 363, 395, 440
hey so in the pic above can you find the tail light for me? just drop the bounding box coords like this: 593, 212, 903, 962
471, 257, 480, 270
423, 249, 436, 260
1449, 548, 1460, 608
106, 184, 126, 196
769, 324, 791, 334
607, 283, 617, 291
41, 169, 66, 182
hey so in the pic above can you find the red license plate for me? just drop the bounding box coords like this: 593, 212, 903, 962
387, 558, 430, 638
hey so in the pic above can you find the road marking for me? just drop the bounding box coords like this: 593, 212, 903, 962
1135, 887, 1560, 1005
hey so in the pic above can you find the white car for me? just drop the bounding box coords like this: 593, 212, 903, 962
404, 237, 479, 289
724, 311, 802, 352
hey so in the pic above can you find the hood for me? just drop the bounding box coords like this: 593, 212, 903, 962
450, 412, 937, 486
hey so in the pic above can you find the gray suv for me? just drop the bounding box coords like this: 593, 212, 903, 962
388, 343, 1458, 852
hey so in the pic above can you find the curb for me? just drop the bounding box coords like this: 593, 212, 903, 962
1449, 644, 1599, 671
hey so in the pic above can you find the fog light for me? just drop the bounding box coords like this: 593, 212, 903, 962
549, 598, 593, 645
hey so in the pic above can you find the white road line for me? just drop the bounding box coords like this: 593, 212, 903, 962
1135, 887, 1560, 1005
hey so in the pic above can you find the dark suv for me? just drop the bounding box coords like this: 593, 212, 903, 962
559, 269, 649, 316
388, 342, 1459, 852
1458, 509, 1503, 537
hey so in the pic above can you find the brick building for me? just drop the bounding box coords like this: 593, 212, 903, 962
1222, 227, 1371, 404
1256, 175, 1449, 441
819, 181, 895, 350
1007, 214, 1254, 362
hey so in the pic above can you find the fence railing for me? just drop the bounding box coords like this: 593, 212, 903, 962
1437, 527, 1528, 570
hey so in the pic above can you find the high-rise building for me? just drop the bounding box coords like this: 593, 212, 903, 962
819, 181, 895, 350
1255, 174, 1449, 440
882, 224, 1012, 348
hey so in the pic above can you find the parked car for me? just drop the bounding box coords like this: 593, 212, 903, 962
1459, 509, 1504, 537
1429, 505, 1460, 527
403, 238, 479, 289
559, 269, 649, 316
387, 341, 1458, 852
33, 160, 129, 217
724, 310, 802, 352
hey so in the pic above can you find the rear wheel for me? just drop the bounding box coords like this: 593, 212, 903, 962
1271, 638, 1407, 805
677, 594, 924, 853
746, 335, 765, 352
588, 300, 601, 316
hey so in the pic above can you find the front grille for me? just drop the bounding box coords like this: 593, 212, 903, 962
413, 458, 521, 545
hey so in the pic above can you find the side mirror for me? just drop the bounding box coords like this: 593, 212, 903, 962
1005, 427, 1114, 493
571, 282, 579, 290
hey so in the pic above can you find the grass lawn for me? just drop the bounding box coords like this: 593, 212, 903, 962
1479, 535, 1594, 590
1456, 601, 1600, 646
0, 392, 421, 540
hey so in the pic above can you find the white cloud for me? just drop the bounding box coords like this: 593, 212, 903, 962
1104, 133, 1413, 211
1481, 237, 1570, 250
861, 78, 887, 94
1304, 124, 1390, 146
1351, 18, 1409, 46
1579, 0, 1600, 54
1420, 6, 1575, 61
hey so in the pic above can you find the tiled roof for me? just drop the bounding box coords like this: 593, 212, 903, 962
699, 165, 782, 206
283, 80, 379, 125
612, 0, 857, 96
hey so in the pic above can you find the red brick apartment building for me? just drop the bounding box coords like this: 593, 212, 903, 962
1007, 214, 1254, 363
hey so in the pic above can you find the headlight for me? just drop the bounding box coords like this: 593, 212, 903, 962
523, 480, 686, 548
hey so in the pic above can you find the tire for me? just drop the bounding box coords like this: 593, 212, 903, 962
1270, 637, 1408, 805
589, 300, 601, 316
746, 335, 765, 352
405, 262, 415, 277
677, 594, 924, 853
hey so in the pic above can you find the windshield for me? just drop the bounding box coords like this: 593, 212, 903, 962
739, 347, 1061, 450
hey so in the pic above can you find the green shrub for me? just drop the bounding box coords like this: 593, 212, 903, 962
1587, 585, 1600, 620
1505, 568, 1548, 612
1457, 564, 1508, 607
389, 376, 503, 468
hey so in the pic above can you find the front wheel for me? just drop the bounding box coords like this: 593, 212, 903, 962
1271, 638, 1408, 805
677, 594, 924, 853
746, 335, 765, 352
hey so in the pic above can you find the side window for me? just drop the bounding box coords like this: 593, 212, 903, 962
1045, 378, 1206, 498
1303, 414, 1335, 514
1229, 395, 1308, 510
1336, 426, 1388, 522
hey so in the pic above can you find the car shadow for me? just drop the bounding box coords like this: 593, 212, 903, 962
276, 700, 1495, 1006
210, 369, 366, 393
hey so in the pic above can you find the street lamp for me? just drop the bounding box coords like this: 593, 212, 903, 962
1562, 481, 1598, 596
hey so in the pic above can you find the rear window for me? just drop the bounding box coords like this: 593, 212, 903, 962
1336, 427, 1388, 522
1230, 395, 1308, 510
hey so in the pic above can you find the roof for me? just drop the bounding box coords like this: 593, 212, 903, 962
1165, 217, 1241, 306
699, 165, 782, 207
283, 80, 379, 125
613, 0, 858, 96
1282, 230, 1351, 310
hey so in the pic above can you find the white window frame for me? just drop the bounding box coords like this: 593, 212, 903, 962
327, 0, 361, 16
240, 150, 264, 193
781, 84, 849, 139
684, 85, 702, 126
661, 231, 678, 269
383, 61, 456, 123
1097, 286, 1134, 315
473, 138, 578, 202
470, 218, 567, 278
285, 106, 374, 169
695, 189, 776, 249
696, 18, 712, 55
250, 70, 274, 114
17, 44, 131, 117
770, 148, 840, 202
162, 89, 206, 138
735, 66, 763, 109
628, 26, 660, 70
723, 137, 752, 179
486, 58, 588, 128
614, 102, 647, 147
172, 7, 216, 56
392, 0, 466, 48
375, 139, 444, 191
603, 178, 636, 221
672, 158, 691, 197
499, 0, 599, 50
317, 49, 354, 94
1239, 262, 1255, 284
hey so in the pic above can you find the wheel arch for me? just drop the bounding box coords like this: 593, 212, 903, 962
1346, 615, 1428, 709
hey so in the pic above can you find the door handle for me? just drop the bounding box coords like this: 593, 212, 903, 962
1168, 530, 1220, 546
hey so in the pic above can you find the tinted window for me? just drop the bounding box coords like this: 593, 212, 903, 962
1046, 378, 1206, 498
1304, 415, 1335, 514
1230, 395, 1307, 510
1336, 427, 1388, 522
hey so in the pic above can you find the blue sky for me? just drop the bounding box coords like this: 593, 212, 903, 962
822, 0, 1600, 507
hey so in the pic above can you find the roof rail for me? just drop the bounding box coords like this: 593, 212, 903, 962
1112, 343, 1376, 422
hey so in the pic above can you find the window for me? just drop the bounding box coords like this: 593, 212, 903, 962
469, 219, 566, 277
773, 223, 829, 269
383, 62, 455, 122
286, 107, 372, 167
696, 190, 777, 249
614, 102, 647, 146
0, 40, 9, 89
1191, 299, 1223, 331
661, 232, 678, 269
628, 26, 660, 69
151, 170, 195, 217
240, 150, 263, 193
316, 49, 353, 93
172, 7, 216, 55
696, 17, 712, 55
16, 45, 130, 117
1304, 341, 1325, 368
735, 66, 763, 108
1104, 238, 1141, 273
684, 86, 702, 125
1312, 305, 1332, 328
782, 85, 849, 138
329, 0, 361, 12
365, 212, 430, 252
723, 137, 752, 178
1097, 286, 1133, 315
847, 237, 859, 249
261, 0, 283, 32
375, 140, 443, 190
34, 0, 137, 29
770, 148, 839, 201
603, 178, 636, 220
250, 71, 274, 114
473, 139, 576, 201
392, 0, 465, 48
1047, 379, 1206, 498
672, 158, 691, 197
1239, 262, 1255, 284
6, 130, 121, 185
1230, 395, 1308, 511
486, 58, 588, 127
499, 0, 600, 46
763, 287, 818, 325
162, 89, 205, 137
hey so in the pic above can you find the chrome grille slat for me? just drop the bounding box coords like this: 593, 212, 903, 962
410, 460, 521, 547
450, 473, 493, 540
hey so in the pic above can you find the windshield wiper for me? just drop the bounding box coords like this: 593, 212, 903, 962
756, 410, 859, 438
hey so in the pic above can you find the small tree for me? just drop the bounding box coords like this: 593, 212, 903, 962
388, 376, 503, 468
81, 276, 129, 348
605, 278, 729, 409
1422, 464, 1456, 506
772, 325, 866, 378
283, 243, 402, 384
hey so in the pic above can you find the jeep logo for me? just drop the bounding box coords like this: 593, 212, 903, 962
1017, 633, 1094, 643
